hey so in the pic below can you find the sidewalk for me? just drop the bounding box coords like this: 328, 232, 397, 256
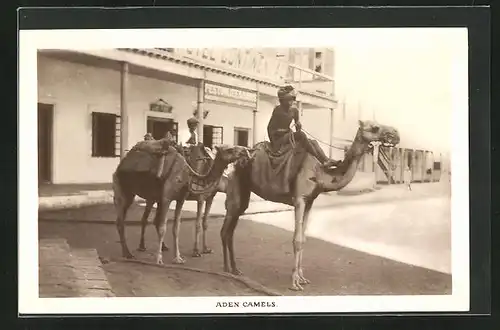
39, 180, 450, 223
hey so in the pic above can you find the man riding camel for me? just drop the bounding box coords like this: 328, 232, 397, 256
267, 85, 341, 169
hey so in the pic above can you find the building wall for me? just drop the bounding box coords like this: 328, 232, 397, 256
38, 55, 198, 183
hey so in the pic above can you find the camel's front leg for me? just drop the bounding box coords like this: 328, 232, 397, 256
153, 200, 172, 265
201, 195, 215, 254
172, 198, 186, 264
291, 198, 306, 291
297, 201, 313, 285
192, 199, 205, 257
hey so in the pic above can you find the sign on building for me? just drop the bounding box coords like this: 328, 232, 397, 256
204, 82, 258, 109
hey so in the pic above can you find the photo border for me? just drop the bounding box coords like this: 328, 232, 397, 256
14, 4, 491, 326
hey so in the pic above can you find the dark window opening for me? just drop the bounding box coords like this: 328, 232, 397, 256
433, 162, 441, 170
92, 112, 120, 158
315, 65, 322, 73
234, 128, 250, 147
203, 125, 223, 148
315, 51, 322, 59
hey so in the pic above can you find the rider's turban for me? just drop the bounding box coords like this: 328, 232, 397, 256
277, 85, 297, 100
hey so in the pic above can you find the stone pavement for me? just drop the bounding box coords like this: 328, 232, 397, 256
39, 238, 115, 297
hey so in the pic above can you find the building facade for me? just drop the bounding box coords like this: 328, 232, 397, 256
37, 48, 337, 184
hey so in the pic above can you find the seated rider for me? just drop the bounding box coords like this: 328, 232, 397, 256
183, 116, 215, 159
267, 85, 341, 169
144, 132, 154, 141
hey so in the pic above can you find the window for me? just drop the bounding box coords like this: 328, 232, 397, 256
92, 112, 120, 158
203, 125, 223, 148
234, 128, 250, 147
315, 51, 322, 59
146, 117, 178, 142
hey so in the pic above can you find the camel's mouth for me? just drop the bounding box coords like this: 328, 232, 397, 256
381, 130, 400, 147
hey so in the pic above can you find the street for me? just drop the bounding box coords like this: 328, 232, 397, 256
38, 182, 452, 296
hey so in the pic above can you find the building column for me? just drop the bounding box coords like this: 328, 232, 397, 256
253, 89, 259, 147
400, 148, 405, 184
120, 61, 129, 159
372, 142, 380, 186
329, 107, 334, 158
196, 79, 205, 143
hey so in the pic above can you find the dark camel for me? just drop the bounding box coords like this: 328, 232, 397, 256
220, 120, 400, 291
113, 144, 250, 265
137, 144, 231, 258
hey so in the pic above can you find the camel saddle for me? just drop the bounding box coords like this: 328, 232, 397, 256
251, 133, 308, 197
117, 138, 179, 179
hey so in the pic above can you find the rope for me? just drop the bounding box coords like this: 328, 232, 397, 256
291, 124, 347, 151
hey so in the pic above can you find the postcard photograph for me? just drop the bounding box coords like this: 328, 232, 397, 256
18, 27, 469, 314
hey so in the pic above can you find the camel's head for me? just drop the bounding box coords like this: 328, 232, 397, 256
357, 120, 400, 147
214, 144, 252, 164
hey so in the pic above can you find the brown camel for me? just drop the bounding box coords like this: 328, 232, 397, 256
220, 120, 400, 291
113, 143, 250, 265
137, 144, 231, 258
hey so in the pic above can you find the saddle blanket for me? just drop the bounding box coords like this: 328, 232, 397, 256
251, 138, 307, 197
117, 143, 178, 180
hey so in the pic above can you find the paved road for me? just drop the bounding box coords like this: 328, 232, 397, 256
39, 186, 451, 296
247, 192, 451, 275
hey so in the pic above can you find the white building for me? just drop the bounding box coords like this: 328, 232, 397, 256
37, 48, 338, 184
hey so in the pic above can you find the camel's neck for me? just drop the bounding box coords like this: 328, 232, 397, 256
186, 152, 228, 183
317, 133, 369, 192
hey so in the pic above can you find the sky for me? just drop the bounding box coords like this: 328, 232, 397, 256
329, 28, 468, 154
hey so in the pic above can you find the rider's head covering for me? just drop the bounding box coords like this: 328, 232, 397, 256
144, 132, 153, 140
277, 85, 297, 100
187, 116, 199, 128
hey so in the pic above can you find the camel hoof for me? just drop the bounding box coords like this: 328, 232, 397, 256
172, 256, 185, 264
289, 284, 304, 291
202, 248, 214, 254
137, 246, 146, 252
124, 252, 135, 260
156, 258, 164, 265
161, 244, 169, 251
231, 269, 243, 276
192, 250, 202, 258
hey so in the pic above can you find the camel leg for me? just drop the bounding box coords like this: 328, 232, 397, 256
297, 200, 313, 285
153, 200, 172, 265
201, 195, 215, 254
192, 199, 205, 257
172, 198, 186, 264
137, 200, 153, 252
221, 180, 250, 276
290, 198, 306, 291
221, 173, 249, 275
113, 174, 135, 259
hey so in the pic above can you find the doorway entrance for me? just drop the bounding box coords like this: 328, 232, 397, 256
38, 103, 54, 184
147, 117, 178, 143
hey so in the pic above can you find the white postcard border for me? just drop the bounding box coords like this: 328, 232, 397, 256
18, 28, 470, 314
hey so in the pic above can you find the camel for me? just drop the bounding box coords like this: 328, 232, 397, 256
137, 144, 232, 258
220, 120, 400, 291
113, 142, 250, 265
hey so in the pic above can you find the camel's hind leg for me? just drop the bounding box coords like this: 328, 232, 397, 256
137, 200, 169, 252
290, 197, 307, 291
221, 173, 250, 275
137, 200, 154, 252
113, 173, 135, 259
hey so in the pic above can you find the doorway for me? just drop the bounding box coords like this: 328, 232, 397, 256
147, 117, 178, 143
38, 103, 54, 184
